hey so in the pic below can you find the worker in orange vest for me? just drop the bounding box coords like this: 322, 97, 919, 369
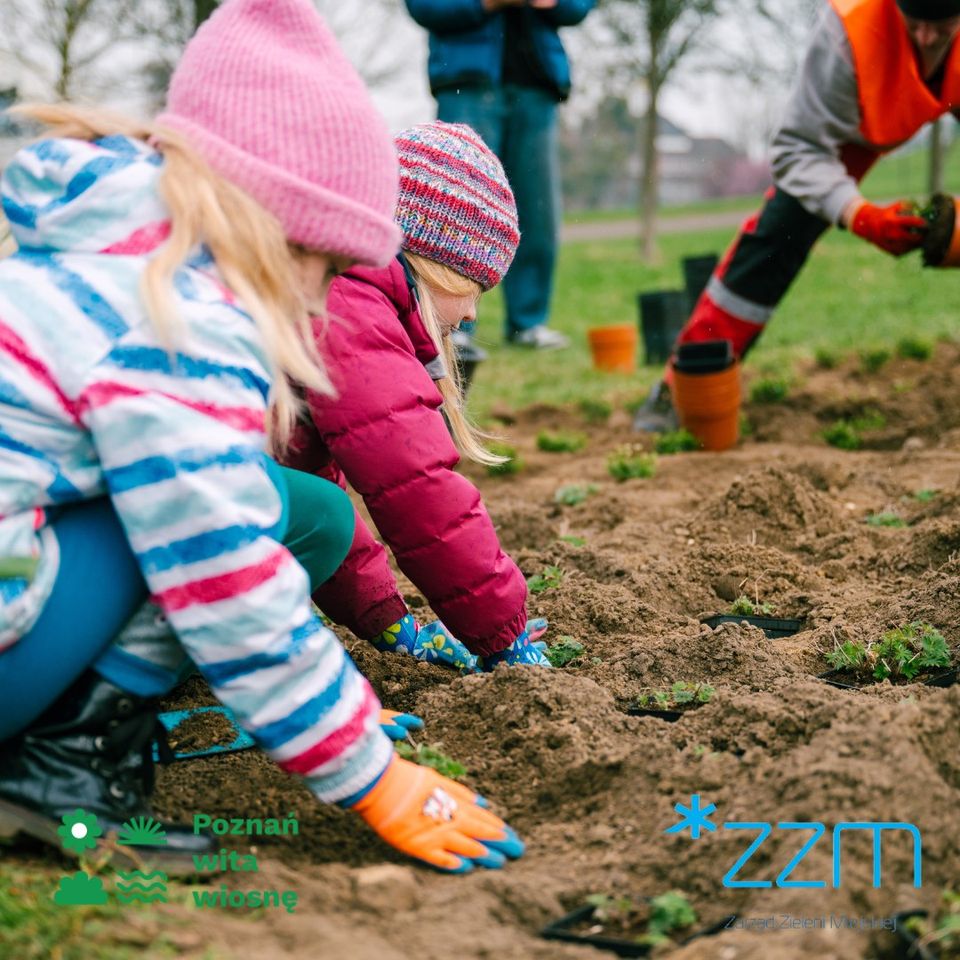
636, 0, 960, 432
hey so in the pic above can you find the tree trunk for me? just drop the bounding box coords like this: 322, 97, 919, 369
929, 116, 945, 196
639, 80, 660, 263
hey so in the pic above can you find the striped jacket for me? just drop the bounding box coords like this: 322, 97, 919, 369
0, 135, 390, 802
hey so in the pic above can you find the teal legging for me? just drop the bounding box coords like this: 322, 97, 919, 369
0, 460, 354, 741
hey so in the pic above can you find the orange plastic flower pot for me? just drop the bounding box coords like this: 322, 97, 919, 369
672, 362, 741, 451
587, 325, 637, 374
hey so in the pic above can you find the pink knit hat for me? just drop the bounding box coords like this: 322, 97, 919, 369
395, 122, 519, 290
156, 0, 400, 265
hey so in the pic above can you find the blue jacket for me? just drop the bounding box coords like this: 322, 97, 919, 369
404, 0, 594, 101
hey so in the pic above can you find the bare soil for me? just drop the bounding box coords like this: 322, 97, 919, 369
121, 346, 960, 957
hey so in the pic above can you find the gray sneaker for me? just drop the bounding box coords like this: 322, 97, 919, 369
508, 326, 571, 350
633, 380, 679, 433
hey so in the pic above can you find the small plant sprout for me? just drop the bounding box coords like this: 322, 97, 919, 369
896, 336, 933, 361
859, 347, 891, 374
546, 637, 585, 667
865, 511, 907, 528
584, 893, 634, 925
394, 741, 467, 781
537, 430, 587, 453
850, 409, 886, 432
912, 488, 939, 503
636, 682, 715, 710
825, 621, 952, 681
485, 443, 523, 477
814, 346, 840, 369
579, 398, 612, 423
554, 483, 598, 506
607, 444, 657, 482
641, 891, 698, 947
730, 595, 774, 616
822, 419, 861, 451
654, 429, 700, 455
559, 534, 586, 548
749, 377, 790, 404
527, 565, 564, 594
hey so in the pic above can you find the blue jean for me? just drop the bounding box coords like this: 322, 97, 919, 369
436, 85, 560, 335
0, 460, 354, 741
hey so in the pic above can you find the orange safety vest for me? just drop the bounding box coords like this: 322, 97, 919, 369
831, 0, 960, 151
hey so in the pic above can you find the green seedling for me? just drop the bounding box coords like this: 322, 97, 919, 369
607, 444, 657, 482
850, 409, 886, 432
546, 637, 585, 667
814, 346, 840, 369
579, 398, 612, 423
822, 419, 861, 451
654, 429, 700, 454
537, 430, 587, 453
904, 890, 960, 957
559, 535, 586, 547
749, 377, 790, 404
642, 891, 698, 947
730, 595, 774, 616
897, 336, 933, 361
912, 488, 939, 502
825, 621, 952, 681
527, 565, 564, 594
865, 511, 907, 528
859, 347, 891, 373
485, 443, 523, 476
584, 893, 634, 926
636, 681, 715, 710
554, 483, 598, 506
394, 741, 467, 780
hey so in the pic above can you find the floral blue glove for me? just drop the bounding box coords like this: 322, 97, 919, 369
481, 625, 553, 671
371, 614, 481, 674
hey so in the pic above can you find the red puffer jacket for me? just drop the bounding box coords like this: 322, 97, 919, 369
284, 256, 528, 657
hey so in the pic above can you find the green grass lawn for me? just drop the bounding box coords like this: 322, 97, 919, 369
468, 219, 960, 420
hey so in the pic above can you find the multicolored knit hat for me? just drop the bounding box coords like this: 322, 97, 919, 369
157, 0, 400, 265
394, 122, 519, 290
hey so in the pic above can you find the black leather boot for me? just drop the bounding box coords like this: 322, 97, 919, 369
0, 670, 213, 874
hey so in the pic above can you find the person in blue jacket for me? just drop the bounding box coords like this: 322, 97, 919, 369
404, 0, 595, 351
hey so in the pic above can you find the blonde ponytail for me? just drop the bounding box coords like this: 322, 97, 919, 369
12, 103, 332, 452
402, 252, 505, 466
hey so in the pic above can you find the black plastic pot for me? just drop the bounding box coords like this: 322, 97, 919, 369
638, 290, 689, 365
541, 904, 733, 957
627, 707, 684, 722
893, 910, 936, 959
682, 254, 719, 304
701, 615, 803, 639
817, 667, 958, 691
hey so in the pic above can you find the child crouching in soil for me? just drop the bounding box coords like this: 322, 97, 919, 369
0, 0, 522, 877
284, 121, 551, 673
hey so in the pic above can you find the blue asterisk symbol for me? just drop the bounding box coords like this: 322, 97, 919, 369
664, 794, 717, 840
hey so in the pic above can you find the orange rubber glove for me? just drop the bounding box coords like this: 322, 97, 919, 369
350, 756, 525, 873
849, 200, 927, 256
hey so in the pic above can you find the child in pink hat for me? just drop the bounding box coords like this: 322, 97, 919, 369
285, 121, 552, 674
0, 0, 522, 878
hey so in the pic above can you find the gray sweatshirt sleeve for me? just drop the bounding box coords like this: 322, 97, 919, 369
770, 5, 867, 224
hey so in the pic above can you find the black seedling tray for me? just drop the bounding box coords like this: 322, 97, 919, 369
701, 614, 803, 639
892, 910, 935, 960
817, 668, 958, 691
541, 904, 733, 957
627, 707, 684, 722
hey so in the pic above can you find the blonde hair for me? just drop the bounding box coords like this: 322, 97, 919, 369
402, 251, 504, 466
12, 103, 332, 452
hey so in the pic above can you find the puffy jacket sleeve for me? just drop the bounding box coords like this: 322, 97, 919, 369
76, 283, 391, 804
404, 0, 489, 34
306, 279, 528, 657
537, 0, 595, 27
